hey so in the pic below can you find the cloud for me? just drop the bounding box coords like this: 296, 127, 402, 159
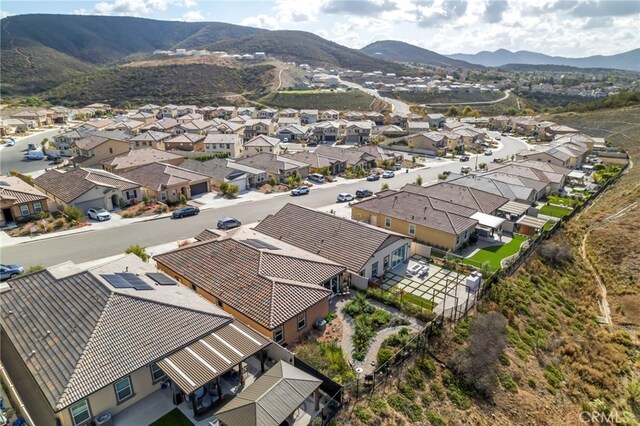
483, 0, 508, 23
321, 0, 398, 16
416, 0, 469, 27
1, 11, 14, 18
240, 14, 281, 30
92, 0, 197, 16
181, 10, 204, 21
571, 0, 640, 17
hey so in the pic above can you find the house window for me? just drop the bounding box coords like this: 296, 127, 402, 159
114, 376, 134, 403
409, 224, 416, 235
70, 399, 91, 426
33, 202, 43, 213
383, 255, 390, 270
150, 363, 166, 383
226, 144, 231, 149
109, 147, 113, 154
372, 261, 379, 277
126, 190, 137, 200
456, 235, 460, 245
273, 326, 284, 343
464, 230, 468, 239
297, 312, 306, 330
160, 192, 167, 201
172, 190, 177, 196
19, 205, 30, 216
384, 217, 391, 228
217, 299, 224, 308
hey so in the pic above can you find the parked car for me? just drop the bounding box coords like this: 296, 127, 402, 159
442, 171, 452, 176
355, 188, 373, 198
291, 186, 310, 196
461, 166, 471, 174
0, 264, 24, 281
382, 171, 395, 178
495, 136, 501, 140
308, 173, 325, 183
307, 142, 318, 147
6, 139, 15, 146
47, 154, 61, 161
484, 149, 493, 156
26, 150, 45, 160
366, 174, 380, 181
337, 193, 354, 202
394, 163, 402, 170
459, 156, 470, 162
27, 143, 37, 151
172, 206, 200, 219
217, 217, 241, 230
87, 208, 111, 221
501, 132, 508, 136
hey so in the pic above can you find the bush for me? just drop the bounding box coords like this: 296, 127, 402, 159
377, 347, 394, 367
179, 194, 187, 205
63, 205, 84, 222
369, 309, 392, 328
405, 367, 425, 389
544, 364, 564, 389
53, 218, 66, 229
368, 395, 389, 417
142, 195, 151, 206
438, 173, 448, 180
121, 211, 134, 218
398, 381, 416, 400
24, 264, 44, 274
431, 382, 445, 401
416, 356, 436, 377
501, 373, 518, 393
268, 177, 277, 186
353, 406, 373, 423
528, 377, 537, 388
125, 244, 149, 262
118, 197, 127, 209
538, 242, 574, 266
405, 402, 423, 422
388, 394, 407, 412
427, 410, 446, 426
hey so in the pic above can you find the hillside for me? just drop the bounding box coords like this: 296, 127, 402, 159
43, 63, 275, 107
361, 40, 481, 69
204, 31, 408, 73
448, 48, 640, 72
259, 90, 377, 110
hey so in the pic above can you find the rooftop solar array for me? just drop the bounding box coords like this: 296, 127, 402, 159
100, 274, 133, 288
146, 272, 178, 286
116, 273, 154, 290
243, 238, 281, 251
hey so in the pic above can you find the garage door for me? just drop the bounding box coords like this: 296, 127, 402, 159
74, 199, 106, 213
190, 181, 209, 195
230, 177, 246, 192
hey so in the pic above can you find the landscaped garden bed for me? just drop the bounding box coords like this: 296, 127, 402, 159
294, 342, 355, 384
7, 209, 90, 237
120, 200, 170, 218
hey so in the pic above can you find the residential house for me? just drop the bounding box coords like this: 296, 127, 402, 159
141, 118, 180, 134
320, 110, 340, 121
516, 148, 571, 168
407, 121, 432, 134
129, 131, 173, 150
406, 132, 447, 155
426, 113, 446, 128
300, 109, 319, 125
177, 119, 214, 134
256, 108, 277, 120
137, 104, 161, 116
164, 133, 205, 152
365, 112, 385, 125
0, 118, 30, 135
34, 168, 141, 212
343, 111, 364, 122
71, 136, 133, 168
488, 115, 512, 131
159, 104, 178, 118
176, 113, 203, 124
244, 135, 282, 157
203, 133, 244, 158
237, 107, 256, 118
374, 124, 406, 138
483, 160, 570, 194
277, 116, 301, 129
10, 110, 51, 127
1, 254, 271, 426
243, 119, 274, 141
356, 145, 403, 166
278, 108, 298, 118
85, 103, 112, 114
180, 158, 267, 191
255, 204, 412, 289
311, 121, 340, 143
53, 129, 131, 157
313, 145, 376, 170
277, 124, 309, 142
282, 151, 346, 175
345, 121, 373, 144
211, 121, 246, 136
101, 148, 184, 174
212, 106, 237, 120
546, 124, 578, 137
0, 177, 50, 227
387, 113, 408, 129
445, 173, 537, 204
119, 162, 211, 202
236, 153, 309, 183
155, 227, 345, 345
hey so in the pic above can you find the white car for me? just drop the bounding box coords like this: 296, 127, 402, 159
6, 139, 15, 146
337, 193, 354, 202
87, 208, 111, 221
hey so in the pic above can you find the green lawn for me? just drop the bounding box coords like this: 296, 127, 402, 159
539, 204, 573, 218
542, 221, 555, 232
149, 409, 193, 426
463, 234, 529, 271
399, 292, 437, 311
547, 195, 581, 208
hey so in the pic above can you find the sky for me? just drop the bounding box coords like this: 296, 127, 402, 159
2, 0, 639, 56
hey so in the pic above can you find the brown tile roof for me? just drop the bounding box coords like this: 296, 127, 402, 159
119, 162, 210, 191
402, 182, 509, 214
0, 176, 48, 204
129, 131, 173, 142
1, 259, 231, 411
73, 135, 129, 151
254, 203, 410, 273
155, 237, 341, 329
101, 148, 184, 172
313, 145, 376, 167
167, 133, 205, 144
33, 168, 139, 203
352, 190, 478, 235
236, 153, 308, 175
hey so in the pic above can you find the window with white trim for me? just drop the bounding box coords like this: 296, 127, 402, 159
385, 217, 391, 228
297, 312, 306, 330
150, 363, 166, 383
409, 224, 416, 235
114, 376, 133, 403
273, 326, 284, 343
70, 399, 91, 426
19, 205, 30, 216
33, 202, 43, 214
372, 261, 379, 277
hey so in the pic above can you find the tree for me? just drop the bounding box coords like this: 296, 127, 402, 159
381, 183, 390, 190
480, 261, 492, 278
447, 105, 460, 117
415, 175, 423, 186
179, 194, 187, 205
125, 244, 149, 262
462, 105, 474, 116
268, 176, 277, 186
63, 205, 84, 222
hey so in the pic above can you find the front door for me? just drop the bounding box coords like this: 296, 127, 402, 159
2, 208, 14, 226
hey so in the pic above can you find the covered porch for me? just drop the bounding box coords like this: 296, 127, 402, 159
471, 212, 505, 238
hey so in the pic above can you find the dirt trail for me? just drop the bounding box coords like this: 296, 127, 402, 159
2, 21, 32, 67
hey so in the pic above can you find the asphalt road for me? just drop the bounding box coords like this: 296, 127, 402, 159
338, 79, 410, 114
0, 129, 60, 174
2, 134, 527, 267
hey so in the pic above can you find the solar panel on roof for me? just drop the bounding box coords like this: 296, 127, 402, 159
101, 274, 133, 288
146, 272, 177, 286
116, 272, 154, 290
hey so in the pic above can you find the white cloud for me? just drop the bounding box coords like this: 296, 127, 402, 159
91, 0, 197, 16
240, 14, 281, 30
181, 10, 204, 21
1, 11, 14, 18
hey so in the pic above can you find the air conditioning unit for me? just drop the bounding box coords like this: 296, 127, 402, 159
94, 412, 112, 426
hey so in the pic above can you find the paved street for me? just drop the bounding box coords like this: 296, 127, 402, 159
0, 128, 60, 174
1, 135, 527, 267
338, 78, 410, 114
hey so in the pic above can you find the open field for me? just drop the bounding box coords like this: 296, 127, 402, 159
259, 90, 376, 110
392, 91, 503, 105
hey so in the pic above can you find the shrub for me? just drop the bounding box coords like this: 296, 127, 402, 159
125, 244, 149, 262
431, 382, 445, 401
438, 173, 448, 180
388, 394, 407, 412
353, 406, 373, 423
121, 211, 134, 218
538, 242, 574, 266
498, 352, 510, 366
398, 381, 416, 400
427, 410, 446, 426
368, 395, 389, 416
415, 175, 423, 186
377, 347, 394, 367
268, 177, 277, 186
369, 309, 392, 328
53, 218, 66, 229
405, 367, 425, 389
544, 364, 564, 389
421, 394, 431, 407
501, 373, 518, 393
142, 195, 151, 206
63, 205, 84, 222
179, 194, 187, 205
416, 356, 436, 377
24, 265, 44, 274
220, 182, 229, 193
528, 377, 537, 388
118, 197, 127, 209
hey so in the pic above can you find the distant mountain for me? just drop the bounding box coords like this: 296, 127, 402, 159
448, 48, 640, 72
360, 40, 482, 69
204, 31, 407, 73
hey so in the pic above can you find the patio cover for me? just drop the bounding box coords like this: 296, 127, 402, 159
497, 201, 530, 217
517, 215, 549, 230
215, 361, 321, 426
157, 321, 270, 395
568, 170, 586, 180
470, 212, 505, 230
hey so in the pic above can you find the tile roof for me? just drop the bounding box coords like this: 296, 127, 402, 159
254, 203, 409, 273
0, 176, 48, 204
119, 162, 210, 191
203, 133, 243, 145
129, 131, 173, 142
402, 182, 508, 214
282, 152, 339, 169
313, 145, 376, 167
236, 153, 308, 175
101, 148, 184, 171
155, 235, 342, 329
180, 158, 246, 182
167, 133, 205, 144
34, 168, 140, 203
244, 135, 280, 147
1, 255, 232, 411
73, 135, 129, 151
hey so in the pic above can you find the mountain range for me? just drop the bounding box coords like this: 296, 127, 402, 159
448, 48, 640, 72
360, 40, 481, 69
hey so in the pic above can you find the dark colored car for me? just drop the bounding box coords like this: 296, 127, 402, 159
366, 174, 380, 181
442, 170, 452, 176
47, 154, 61, 161
27, 143, 37, 151
217, 217, 241, 230
172, 206, 200, 218
356, 189, 373, 198
459, 156, 470, 162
